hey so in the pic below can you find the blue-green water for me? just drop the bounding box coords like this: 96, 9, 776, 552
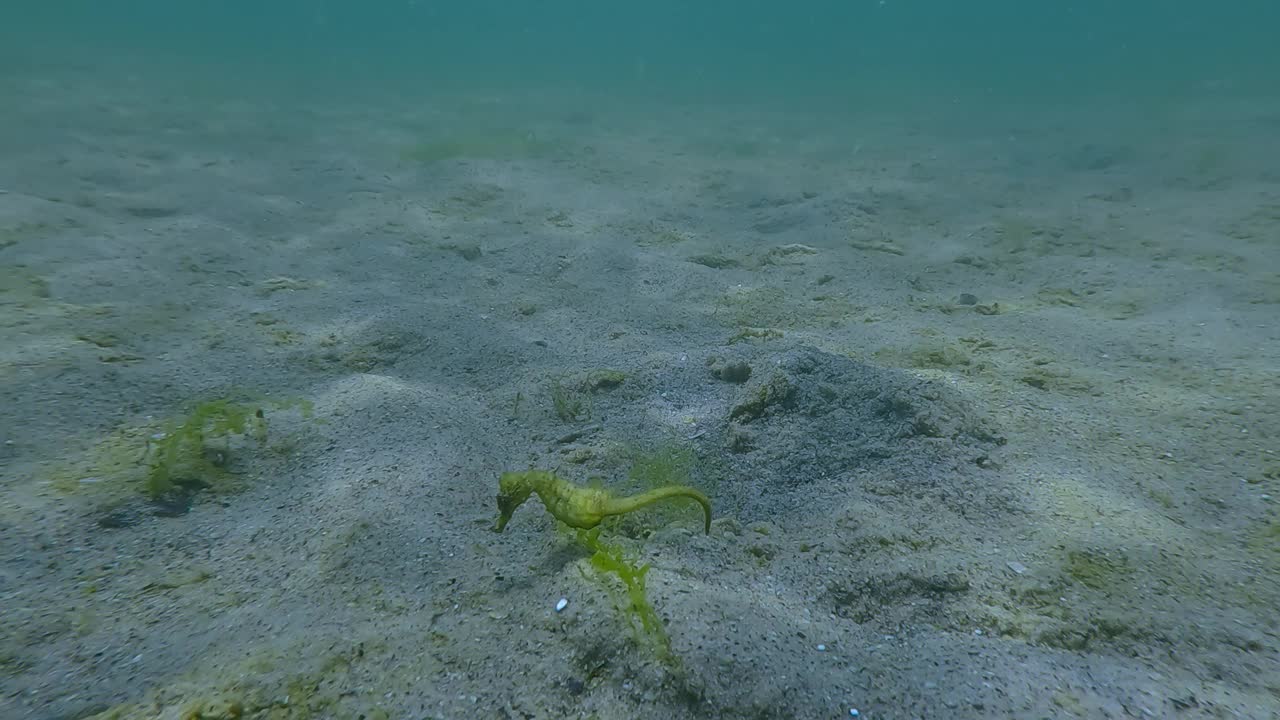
5, 1, 1279, 107
4, 3, 1280, 719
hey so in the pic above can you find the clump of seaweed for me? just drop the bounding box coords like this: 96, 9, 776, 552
550, 378, 590, 423
576, 526, 674, 662
145, 397, 312, 499
145, 399, 263, 498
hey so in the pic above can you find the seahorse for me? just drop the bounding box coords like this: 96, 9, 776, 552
492, 469, 712, 534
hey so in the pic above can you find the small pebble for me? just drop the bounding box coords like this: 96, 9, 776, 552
849, 710, 860, 717
555, 598, 568, 612
1006, 561, 1027, 574
816, 644, 826, 651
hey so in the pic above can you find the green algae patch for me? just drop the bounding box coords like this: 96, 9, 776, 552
48, 396, 313, 508
618, 442, 718, 534
0, 265, 51, 303
1245, 513, 1280, 570
628, 443, 696, 492
1063, 548, 1131, 591
714, 285, 855, 331
84, 640, 388, 720
45, 424, 159, 505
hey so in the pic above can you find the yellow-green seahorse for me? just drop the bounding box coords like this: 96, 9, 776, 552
492, 469, 711, 534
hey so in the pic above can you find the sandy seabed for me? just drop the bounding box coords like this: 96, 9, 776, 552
2, 63, 1279, 719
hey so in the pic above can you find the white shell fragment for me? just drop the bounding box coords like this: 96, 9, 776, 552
555, 597, 568, 612
1006, 561, 1028, 574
